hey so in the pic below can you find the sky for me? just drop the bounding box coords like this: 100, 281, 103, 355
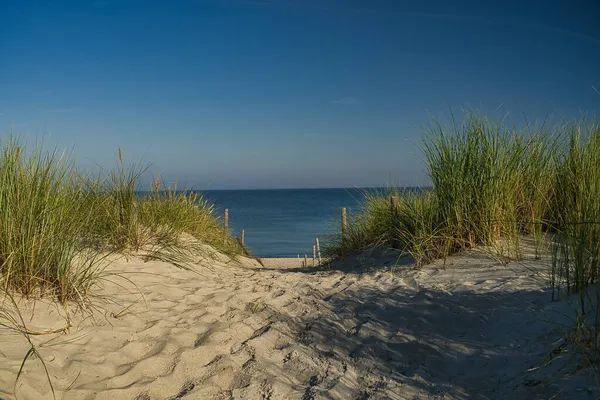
1, 0, 599, 189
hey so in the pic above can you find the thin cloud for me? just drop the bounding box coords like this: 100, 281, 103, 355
332, 97, 358, 105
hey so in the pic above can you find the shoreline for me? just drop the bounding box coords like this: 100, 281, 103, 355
258, 257, 315, 269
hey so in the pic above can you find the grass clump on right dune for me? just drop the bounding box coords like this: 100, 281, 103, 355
325, 113, 600, 369
550, 125, 600, 296
421, 115, 559, 261
550, 124, 600, 358
325, 114, 597, 270
324, 189, 396, 257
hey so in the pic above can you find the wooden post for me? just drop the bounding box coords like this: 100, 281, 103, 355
315, 238, 322, 265
223, 208, 229, 243
390, 196, 399, 213
313, 245, 316, 267
341, 207, 347, 249
390, 196, 399, 248
304, 254, 308, 268
241, 229, 245, 246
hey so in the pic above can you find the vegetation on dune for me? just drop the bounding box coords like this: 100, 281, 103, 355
326, 115, 599, 269
0, 138, 101, 304
138, 178, 244, 259
0, 137, 247, 398
324, 188, 397, 257
0, 137, 246, 305
325, 113, 600, 367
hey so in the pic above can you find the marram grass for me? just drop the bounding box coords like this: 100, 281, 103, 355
0, 139, 246, 305
325, 115, 598, 274
325, 114, 600, 369
0, 138, 101, 303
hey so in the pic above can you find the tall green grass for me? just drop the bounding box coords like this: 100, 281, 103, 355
549, 124, 600, 364
0, 139, 246, 304
325, 113, 600, 368
422, 116, 561, 261
325, 115, 597, 271
324, 189, 396, 258
138, 178, 244, 257
0, 138, 102, 303
550, 125, 600, 299
78, 149, 147, 253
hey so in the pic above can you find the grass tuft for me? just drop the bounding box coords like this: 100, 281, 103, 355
0, 138, 246, 304
325, 113, 600, 373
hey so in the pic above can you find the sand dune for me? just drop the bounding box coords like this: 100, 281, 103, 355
0, 246, 597, 399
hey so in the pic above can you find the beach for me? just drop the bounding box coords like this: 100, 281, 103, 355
1, 243, 595, 399
3, 1, 599, 398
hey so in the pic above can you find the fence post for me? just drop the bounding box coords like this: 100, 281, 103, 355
304, 254, 308, 268
315, 238, 322, 265
241, 229, 245, 246
313, 245, 316, 267
341, 207, 347, 242
223, 208, 229, 243
390, 196, 399, 249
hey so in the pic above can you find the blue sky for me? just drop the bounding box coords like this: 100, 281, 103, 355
1, 0, 599, 189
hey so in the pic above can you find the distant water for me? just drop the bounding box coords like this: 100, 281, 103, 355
200, 188, 375, 257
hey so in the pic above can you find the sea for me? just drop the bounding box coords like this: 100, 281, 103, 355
200, 188, 377, 257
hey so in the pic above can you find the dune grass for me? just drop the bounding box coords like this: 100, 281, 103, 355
0, 139, 246, 305
325, 115, 598, 272
137, 178, 244, 258
326, 115, 558, 265
0, 138, 247, 398
324, 189, 396, 258
549, 124, 600, 362
0, 138, 103, 303
325, 113, 600, 369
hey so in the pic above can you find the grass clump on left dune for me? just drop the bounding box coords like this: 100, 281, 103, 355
138, 178, 244, 258
0, 138, 247, 397
0, 137, 246, 305
0, 138, 102, 303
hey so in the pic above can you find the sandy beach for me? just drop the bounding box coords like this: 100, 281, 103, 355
3, 1, 599, 398
0, 245, 596, 399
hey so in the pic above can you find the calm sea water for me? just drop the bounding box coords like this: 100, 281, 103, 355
200, 188, 373, 257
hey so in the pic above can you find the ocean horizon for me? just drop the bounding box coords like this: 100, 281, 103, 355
198, 187, 422, 257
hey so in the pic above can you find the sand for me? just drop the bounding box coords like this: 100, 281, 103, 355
0, 244, 598, 399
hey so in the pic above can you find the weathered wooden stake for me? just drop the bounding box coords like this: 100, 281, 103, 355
390, 195, 399, 213
390, 196, 399, 248
315, 238, 322, 265
341, 207, 347, 244
304, 254, 308, 268
223, 208, 229, 243
340, 207, 348, 256
241, 229, 245, 246
313, 245, 316, 267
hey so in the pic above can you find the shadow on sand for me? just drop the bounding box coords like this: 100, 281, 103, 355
261, 264, 593, 399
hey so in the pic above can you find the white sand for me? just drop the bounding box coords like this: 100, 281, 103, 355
0, 244, 597, 399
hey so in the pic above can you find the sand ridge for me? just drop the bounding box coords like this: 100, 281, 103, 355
0, 247, 596, 399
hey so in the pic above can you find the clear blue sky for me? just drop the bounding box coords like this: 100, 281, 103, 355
1, 0, 599, 189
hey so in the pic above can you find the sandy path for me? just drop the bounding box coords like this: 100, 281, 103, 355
0, 247, 596, 399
